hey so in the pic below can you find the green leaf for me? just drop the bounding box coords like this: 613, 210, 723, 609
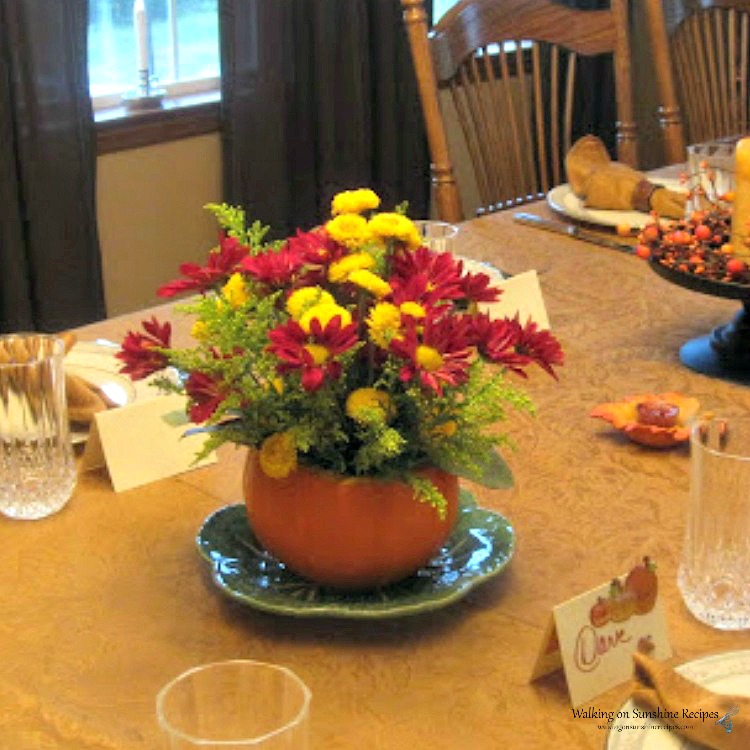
162, 409, 189, 427
434, 448, 514, 489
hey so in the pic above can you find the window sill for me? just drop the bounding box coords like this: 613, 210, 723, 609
95, 90, 221, 155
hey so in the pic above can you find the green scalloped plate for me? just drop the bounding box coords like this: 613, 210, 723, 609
195, 489, 514, 619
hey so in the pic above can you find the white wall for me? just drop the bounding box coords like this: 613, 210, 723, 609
96, 133, 222, 317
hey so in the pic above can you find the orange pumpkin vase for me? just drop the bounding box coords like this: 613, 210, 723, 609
243, 451, 459, 590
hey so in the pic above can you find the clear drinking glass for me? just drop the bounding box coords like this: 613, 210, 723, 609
678, 415, 750, 630
0, 334, 76, 520
414, 220, 459, 253
156, 660, 311, 749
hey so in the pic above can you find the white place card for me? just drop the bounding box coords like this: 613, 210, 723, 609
81, 394, 216, 492
481, 269, 550, 329
530, 559, 671, 707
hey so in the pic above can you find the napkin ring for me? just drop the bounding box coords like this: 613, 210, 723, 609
632, 179, 659, 213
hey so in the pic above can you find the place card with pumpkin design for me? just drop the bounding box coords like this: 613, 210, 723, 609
530, 558, 672, 707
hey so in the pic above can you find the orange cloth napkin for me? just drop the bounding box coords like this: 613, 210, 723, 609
62, 332, 117, 424
65, 372, 115, 424
632, 652, 750, 750
566, 135, 686, 219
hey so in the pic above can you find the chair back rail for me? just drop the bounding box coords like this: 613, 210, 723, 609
646, 0, 750, 163
401, 0, 637, 221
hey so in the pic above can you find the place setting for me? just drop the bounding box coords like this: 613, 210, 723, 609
531, 411, 750, 748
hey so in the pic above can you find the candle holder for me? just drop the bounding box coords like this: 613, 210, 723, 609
121, 70, 166, 112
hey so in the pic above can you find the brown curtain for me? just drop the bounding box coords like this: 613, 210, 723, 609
0, 0, 105, 333
219, 0, 430, 239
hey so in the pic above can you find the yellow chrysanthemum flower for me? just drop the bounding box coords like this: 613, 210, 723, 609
331, 188, 381, 216
416, 345, 444, 372
191, 320, 210, 342
367, 213, 421, 249
259, 432, 298, 479
221, 272, 250, 308
366, 302, 402, 348
299, 302, 352, 333
345, 388, 393, 424
328, 252, 375, 283
286, 286, 335, 320
347, 269, 392, 298
325, 213, 369, 248
399, 301, 426, 319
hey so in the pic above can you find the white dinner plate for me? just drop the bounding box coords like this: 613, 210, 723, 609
65, 341, 138, 444
458, 255, 505, 283
547, 179, 684, 229
607, 650, 750, 749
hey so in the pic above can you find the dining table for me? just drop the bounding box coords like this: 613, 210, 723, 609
3, 182, 750, 750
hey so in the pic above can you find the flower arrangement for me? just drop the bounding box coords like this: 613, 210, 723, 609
117, 189, 563, 516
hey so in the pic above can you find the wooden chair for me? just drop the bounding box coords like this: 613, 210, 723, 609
645, 0, 750, 164
400, 0, 638, 222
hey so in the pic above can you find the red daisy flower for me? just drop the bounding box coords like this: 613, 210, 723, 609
116, 316, 172, 380
390, 247, 464, 304
157, 235, 248, 298
184, 371, 226, 423
460, 269, 501, 304
389, 273, 442, 311
239, 244, 305, 286
514, 318, 564, 379
287, 227, 346, 267
389, 314, 473, 394
474, 314, 563, 379
286, 228, 348, 287
267, 316, 358, 392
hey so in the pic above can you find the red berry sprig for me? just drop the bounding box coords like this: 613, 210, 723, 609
636, 207, 750, 285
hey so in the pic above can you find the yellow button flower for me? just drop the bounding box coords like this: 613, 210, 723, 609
346, 388, 393, 423
367, 213, 421, 249
259, 432, 298, 479
325, 213, 369, 248
328, 252, 375, 283
366, 302, 402, 348
286, 286, 334, 320
299, 303, 352, 333
331, 188, 381, 216
347, 269, 392, 298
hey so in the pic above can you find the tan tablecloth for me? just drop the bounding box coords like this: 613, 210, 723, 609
3, 199, 750, 749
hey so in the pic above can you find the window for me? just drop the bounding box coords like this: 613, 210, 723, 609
88, 0, 220, 111
432, 2, 531, 55
433, 0, 459, 23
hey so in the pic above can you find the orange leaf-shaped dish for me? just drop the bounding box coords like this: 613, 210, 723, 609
590, 392, 700, 448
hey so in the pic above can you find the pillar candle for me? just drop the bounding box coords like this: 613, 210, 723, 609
133, 0, 149, 73
730, 136, 750, 259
